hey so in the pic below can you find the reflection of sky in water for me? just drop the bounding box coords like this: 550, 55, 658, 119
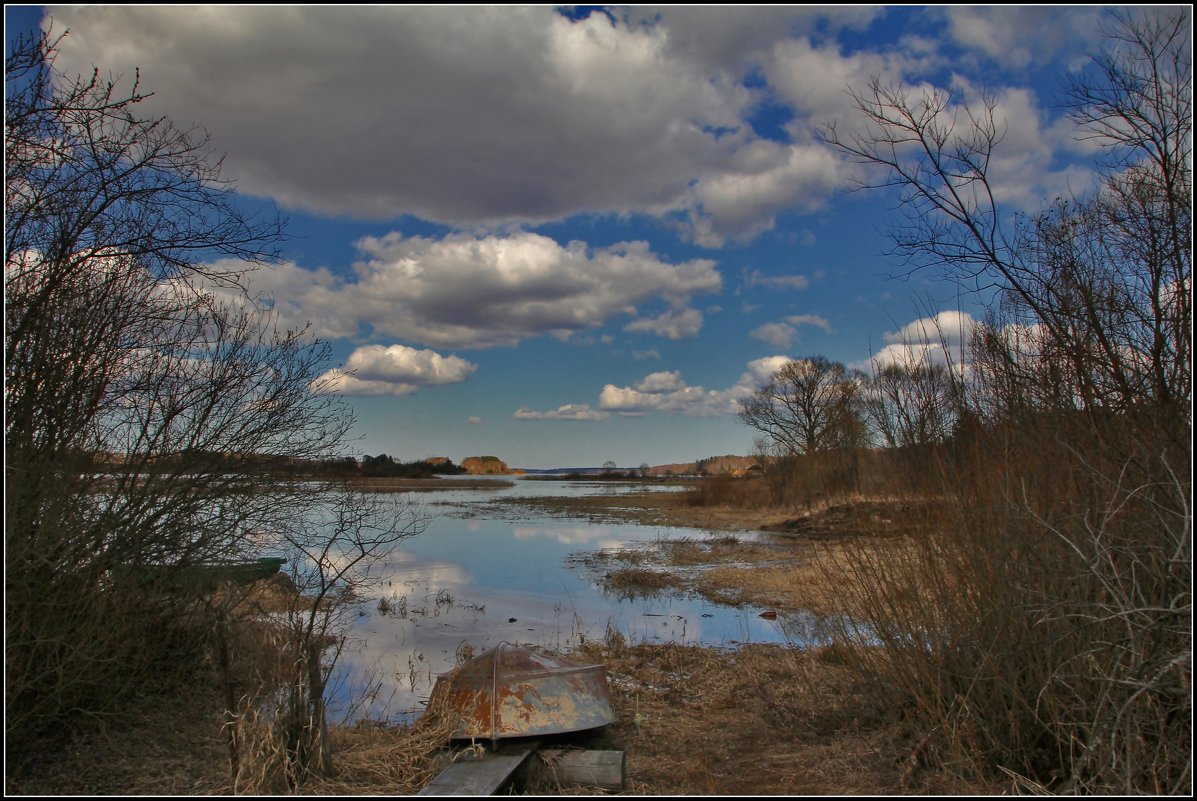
325, 479, 820, 726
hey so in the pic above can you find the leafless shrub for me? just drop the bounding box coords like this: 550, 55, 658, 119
818, 8, 1191, 792
4, 30, 424, 786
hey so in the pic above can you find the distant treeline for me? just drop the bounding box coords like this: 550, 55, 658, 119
86, 450, 468, 479
526, 469, 656, 481
354, 454, 467, 477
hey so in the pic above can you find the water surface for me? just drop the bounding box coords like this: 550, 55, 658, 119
325, 477, 816, 724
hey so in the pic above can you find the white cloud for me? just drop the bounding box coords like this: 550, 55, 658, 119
597, 355, 792, 417
942, 7, 1103, 71
862, 311, 979, 373
946, 82, 1098, 211
885, 310, 975, 350
750, 314, 831, 349
212, 231, 721, 349
635, 371, 686, 393
623, 307, 705, 340
344, 344, 476, 384
312, 371, 412, 398
787, 314, 832, 332
467, 416, 483, 426
513, 404, 610, 422
684, 141, 843, 245
764, 34, 927, 142
624, 6, 880, 71
745, 355, 794, 385
312, 344, 475, 397
750, 322, 798, 349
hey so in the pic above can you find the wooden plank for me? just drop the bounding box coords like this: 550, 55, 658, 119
529, 749, 626, 793
418, 748, 534, 796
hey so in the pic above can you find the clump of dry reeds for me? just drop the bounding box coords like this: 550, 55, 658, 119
229, 665, 460, 794
304, 691, 460, 794
684, 473, 772, 508
819, 357, 1191, 792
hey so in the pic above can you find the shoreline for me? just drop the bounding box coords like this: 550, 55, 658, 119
10, 483, 984, 795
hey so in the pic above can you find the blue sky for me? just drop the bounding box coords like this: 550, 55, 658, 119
8, 5, 1130, 468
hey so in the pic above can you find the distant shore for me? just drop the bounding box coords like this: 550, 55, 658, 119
345, 476, 515, 492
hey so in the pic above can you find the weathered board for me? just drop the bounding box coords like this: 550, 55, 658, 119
529, 748, 626, 793
417, 748, 534, 796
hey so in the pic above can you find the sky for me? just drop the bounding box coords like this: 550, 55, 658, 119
6, 5, 1140, 468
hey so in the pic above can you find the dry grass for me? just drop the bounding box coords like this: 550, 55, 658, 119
13, 634, 990, 796
4, 684, 231, 796
590, 528, 905, 620
303, 691, 460, 794
573, 639, 997, 795
601, 566, 685, 598
486, 485, 797, 532
7, 660, 462, 796
683, 474, 773, 509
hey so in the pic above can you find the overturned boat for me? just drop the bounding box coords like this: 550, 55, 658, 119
429, 642, 616, 741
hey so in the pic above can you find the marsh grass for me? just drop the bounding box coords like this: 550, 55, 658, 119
684, 473, 772, 508
570, 639, 994, 794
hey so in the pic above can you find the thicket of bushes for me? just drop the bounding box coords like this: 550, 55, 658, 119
731, 10, 1191, 793
5, 31, 421, 787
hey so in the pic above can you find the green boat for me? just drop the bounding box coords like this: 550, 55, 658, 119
114, 557, 288, 590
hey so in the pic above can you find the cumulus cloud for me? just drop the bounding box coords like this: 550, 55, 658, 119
863, 311, 978, 372
513, 404, 610, 422
623, 307, 705, 340
938, 80, 1099, 211
764, 34, 929, 141
683, 140, 844, 245
635, 370, 687, 393
750, 314, 832, 348
886, 310, 975, 350
45, 6, 890, 243
344, 344, 476, 384
750, 322, 798, 349
313, 344, 476, 397
623, 6, 880, 71
214, 231, 721, 349
597, 355, 792, 417
942, 6, 1103, 71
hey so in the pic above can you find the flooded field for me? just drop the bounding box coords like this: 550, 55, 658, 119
325, 477, 818, 724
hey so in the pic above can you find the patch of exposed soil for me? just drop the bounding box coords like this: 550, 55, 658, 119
761, 498, 947, 539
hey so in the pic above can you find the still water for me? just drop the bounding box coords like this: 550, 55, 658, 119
324, 477, 822, 725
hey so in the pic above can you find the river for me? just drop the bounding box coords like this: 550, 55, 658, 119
323, 477, 820, 725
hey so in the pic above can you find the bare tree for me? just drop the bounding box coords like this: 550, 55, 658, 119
738, 356, 868, 503
738, 356, 865, 457
821, 9, 1191, 792
824, 8, 1190, 425
5, 29, 419, 776
863, 361, 956, 451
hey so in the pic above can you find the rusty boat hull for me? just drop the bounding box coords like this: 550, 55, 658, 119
429, 642, 616, 740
